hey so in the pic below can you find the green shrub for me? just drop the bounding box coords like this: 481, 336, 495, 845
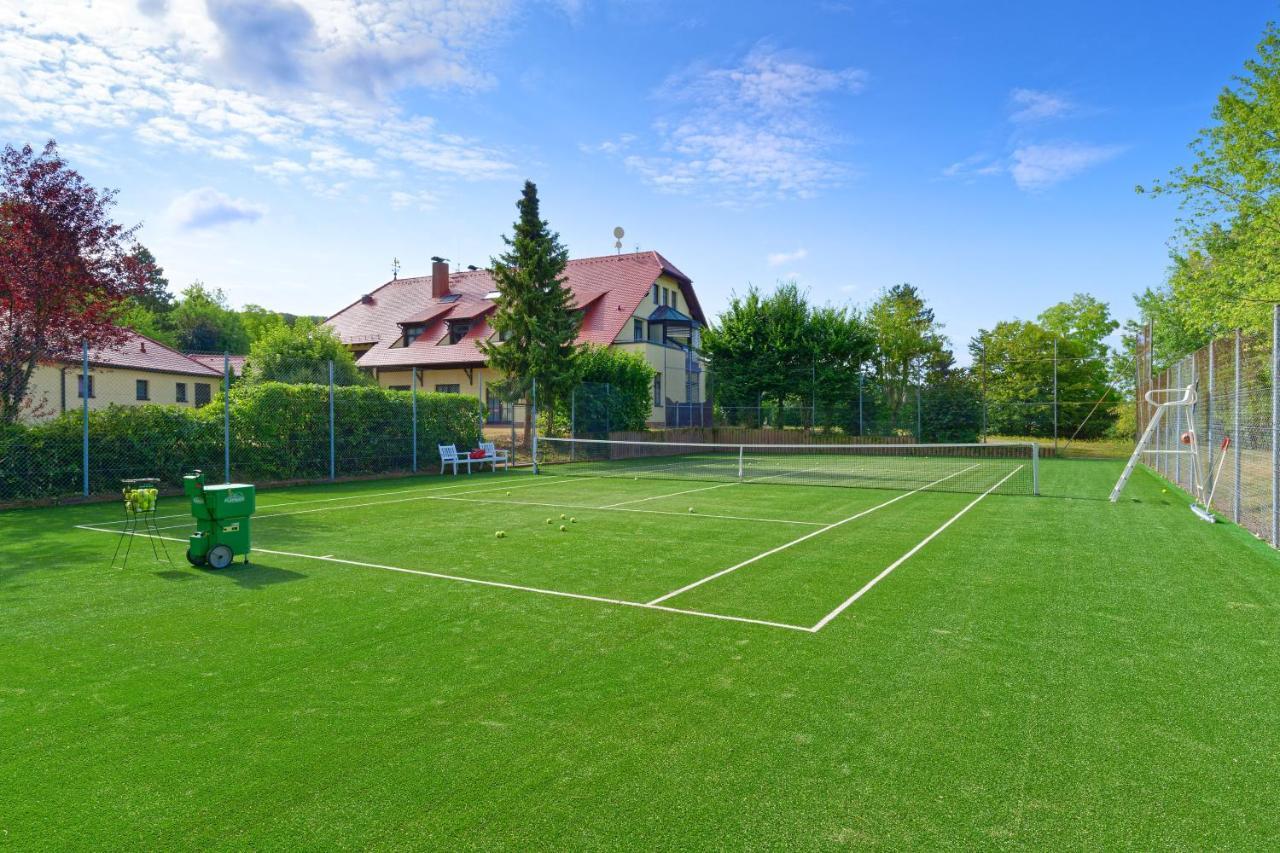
0, 383, 483, 502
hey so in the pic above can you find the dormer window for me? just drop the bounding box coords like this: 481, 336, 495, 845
404, 325, 426, 345
447, 320, 471, 344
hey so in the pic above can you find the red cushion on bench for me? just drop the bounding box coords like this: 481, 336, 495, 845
469, 449, 486, 459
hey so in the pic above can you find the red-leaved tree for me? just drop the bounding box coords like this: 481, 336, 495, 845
0, 141, 152, 423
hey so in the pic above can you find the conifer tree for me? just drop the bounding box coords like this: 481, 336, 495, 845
479, 181, 580, 436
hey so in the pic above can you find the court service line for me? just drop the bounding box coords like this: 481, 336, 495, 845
73, 525, 813, 633
136, 476, 567, 532
425, 494, 824, 526
645, 464, 982, 606
599, 463, 826, 509
83, 473, 531, 527
808, 465, 1023, 632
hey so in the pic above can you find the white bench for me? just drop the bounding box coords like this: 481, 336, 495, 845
438, 443, 508, 475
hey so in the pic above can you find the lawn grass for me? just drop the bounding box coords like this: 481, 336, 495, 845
2, 460, 1279, 849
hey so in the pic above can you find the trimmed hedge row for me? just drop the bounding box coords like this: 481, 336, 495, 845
0, 383, 483, 502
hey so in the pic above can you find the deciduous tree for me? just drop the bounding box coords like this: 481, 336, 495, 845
0, 141, 151, 423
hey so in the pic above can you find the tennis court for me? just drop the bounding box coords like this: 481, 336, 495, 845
7, 445, 1280, 848
74, 439, 1037, 633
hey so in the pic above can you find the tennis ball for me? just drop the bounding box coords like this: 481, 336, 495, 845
506, 491, 511, 496
560, 513, 566, 520
570, 517, 576, 523
1162, 488, 1168, 493
688, 507, 695, 513
559, 524, 567, 532
546, 518, 552, 524
495, 530, 505, 538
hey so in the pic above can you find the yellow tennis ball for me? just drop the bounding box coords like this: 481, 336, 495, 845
546, 518, 553, 524
688, 507, 695, 513
495, 530, 504, 538
505, 491, 511, 496
570, 517, 576, 523
559, 524, 567, 532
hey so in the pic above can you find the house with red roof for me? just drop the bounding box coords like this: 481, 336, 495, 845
324, 253, 708, 425
22, 329, 226, 421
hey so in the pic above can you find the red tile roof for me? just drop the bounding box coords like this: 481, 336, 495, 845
187, 354, 247, 375
326, 251, 700, 370
56, 330, 225, 377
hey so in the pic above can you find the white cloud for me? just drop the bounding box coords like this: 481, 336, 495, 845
167, 187, 266, 229
1009, 88, 1073, 122
941, 153, 1006, 181
390, 189, 438, 211
0, 1, 516, 200
1009, 143, 1123, 190
616, 45, 865, 202
767, 248, 808, 266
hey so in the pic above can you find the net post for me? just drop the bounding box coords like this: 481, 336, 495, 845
223, 351, 231, 483
328, 360, 335, 481
531, 378, 539, 475
738, 444, 744, 479
81, 339, 89, 497
411, 366, 418, 474
1032, 442, 1039, 496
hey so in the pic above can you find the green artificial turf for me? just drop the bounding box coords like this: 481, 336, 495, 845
2, 460, 1279, 849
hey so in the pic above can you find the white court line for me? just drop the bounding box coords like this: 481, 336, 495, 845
645, 464, 982, 606
602, 481, 738, 508
426, 494, 824, 526
138, 476, 567, 532
74, 525, 812, 633
599, 463, 826, 509
84, 474, 528, 527
808, 465, 1023, 632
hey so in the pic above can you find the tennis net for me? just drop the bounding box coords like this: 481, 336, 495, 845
534, 436, 1038, 496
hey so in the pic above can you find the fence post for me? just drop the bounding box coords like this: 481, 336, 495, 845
1207, 341, 1215, 502
915, 383, 922, 442
980, 348, 988, 441
570, 387, 576, 462
531, 378, 539, 474
1234, 330, 1242, 524
1273, 305, 1279, 546
1052, 338, 1059, 454
858, 369, 864, 437
411, 367, 418, 474
328, 360, 335, 481
1175, 360, 1182, 486
605, 382, 611, 435
81, 339, 89, 497
223, 352, 231, 483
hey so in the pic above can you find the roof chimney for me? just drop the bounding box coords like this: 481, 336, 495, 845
431, 256, 450, 299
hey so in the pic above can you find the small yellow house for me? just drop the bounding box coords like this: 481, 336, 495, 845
324, 252, 709, 426
22, 330, 225, 422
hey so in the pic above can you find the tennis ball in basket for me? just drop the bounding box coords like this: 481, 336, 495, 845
559, 524, 567, 532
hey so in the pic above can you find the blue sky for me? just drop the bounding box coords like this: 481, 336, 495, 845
1, 1, 1274, 361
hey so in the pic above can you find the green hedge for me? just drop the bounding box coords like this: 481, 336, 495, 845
0, 383, 483, 502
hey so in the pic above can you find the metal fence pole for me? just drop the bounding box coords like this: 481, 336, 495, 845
1273, 305, 1279, 546
328, 360, 335, 481
980, 348, 988, 441
1207, 341, 1215, 502
411, 366, 418, 474
1052, 338, 1059, 454
1234, 330, 1242, 523
223, 352, 231, 483
915, 383, 922, 442
81, 339, 89, 497
1175, 360, 1182, 486
857, 369, 864, 437
531, 378, 539, 474
605, 382, 611, 435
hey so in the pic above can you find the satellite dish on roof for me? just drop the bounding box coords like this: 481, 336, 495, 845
613, 226, 624, 253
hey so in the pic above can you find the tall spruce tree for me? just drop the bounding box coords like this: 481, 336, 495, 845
479, 181, 580, 436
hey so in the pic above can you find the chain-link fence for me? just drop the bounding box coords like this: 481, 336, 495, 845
0, 354, 489, 505
1135, 312, 1277, 546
